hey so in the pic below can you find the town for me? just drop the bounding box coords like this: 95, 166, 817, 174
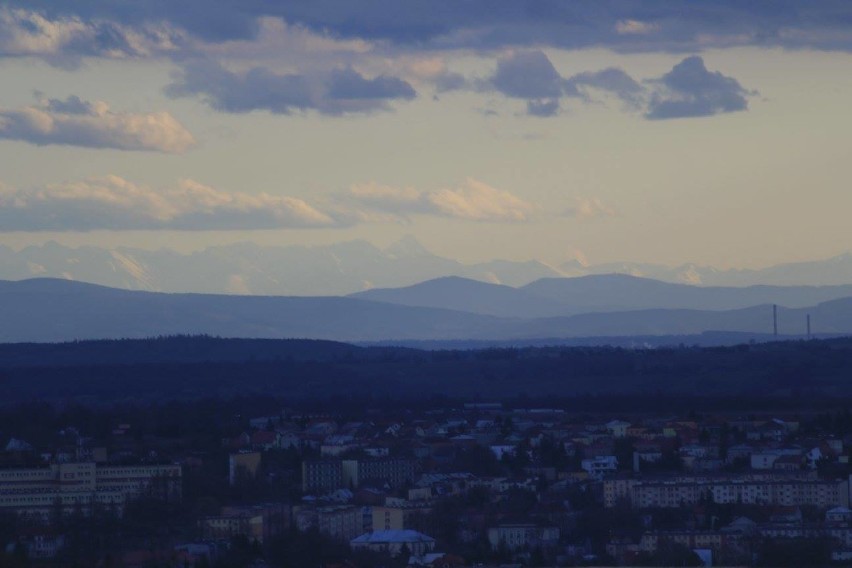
2, 397, 852, 567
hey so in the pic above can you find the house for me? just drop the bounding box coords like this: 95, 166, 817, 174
827, 507, 852, 524
581, 456, 618, 478
350, 530, 436, 557
6, 531, 65, 559
487, 523, 560, 551
490, 445, 516, 460
606, 420, 631, 438
409, 553, 465, 567
229, 451, 261, 485
251, 430, 279, 451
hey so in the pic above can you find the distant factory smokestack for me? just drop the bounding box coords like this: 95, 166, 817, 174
773, 304, 778, 337
807, 313, 812, 340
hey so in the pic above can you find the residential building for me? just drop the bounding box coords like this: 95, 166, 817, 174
302, 460, 343, 493
0, 462, 181, 521
487, 523, 560, 551
350, 529, 436, 557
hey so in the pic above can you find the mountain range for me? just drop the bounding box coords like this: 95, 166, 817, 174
4, 238, 852, 296
1, 276, 850, 344
353, 274, 852, 317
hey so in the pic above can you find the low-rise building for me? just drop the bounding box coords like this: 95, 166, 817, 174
350, 529, 435, 557
487, 523, 560, 551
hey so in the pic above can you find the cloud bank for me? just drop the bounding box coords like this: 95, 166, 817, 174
0, 176, 335, 231
486, 51, 752, 119
10, 2, 852, 58
0, 175, 543, 231
0, 96, 195, 153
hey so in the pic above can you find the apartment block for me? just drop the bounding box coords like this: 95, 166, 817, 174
0, 462, 181, 521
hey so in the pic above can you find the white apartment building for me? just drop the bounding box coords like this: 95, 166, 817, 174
603, 474, 847, 509
0, 462, 181, 521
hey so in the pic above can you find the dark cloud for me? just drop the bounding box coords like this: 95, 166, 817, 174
165, 60, 417, 115
489, 51, 644, 116
327, 67, 416, 100
12, 1, 852, 54
526, 99, 560, 117
646, 56, 753, 119
483, 51, 752, 120
491, 50, 563, 99
165, 60, 313, 114
45, 95, 93, 114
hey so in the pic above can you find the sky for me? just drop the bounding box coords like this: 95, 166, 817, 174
1, 1, 852, 269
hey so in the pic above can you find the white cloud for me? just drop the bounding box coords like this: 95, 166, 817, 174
429, 178, 535, 221
0, 7, 186, 62
565, 197, 616, 220
0, 95, 196, 153
0, 175, 336, 231
615, 20, 660, 36
347, 178, 536, 222
349, 182, 423, 207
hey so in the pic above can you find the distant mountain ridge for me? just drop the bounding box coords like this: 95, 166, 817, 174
3, 239, 852, 296
354, 274, 852, 318
1, 277, 850, 344
560, 253, 852, 287
0, 238, 562, 296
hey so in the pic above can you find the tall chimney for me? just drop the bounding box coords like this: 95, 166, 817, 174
773, 304, 778, 337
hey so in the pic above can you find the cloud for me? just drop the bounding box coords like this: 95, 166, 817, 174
433, 71, 468, 92
0, 176, 336, 231
615, 19, 661, 36
165, 60, 416, 115
347, 178, 536, 222
491, 50, 564, 100
646, 56, 754, 119
526, 99, 560, 117
487, 50, 565, 116
0, 95, 195, 153
565, 68, 645, 107
10, 2, 852, 61
0, 6, 185, 65
483, 51, 751, 120
488, 51, 646, 115
430, 179, 535, 221
327, 67, 416, 100
565, 197, 616, 220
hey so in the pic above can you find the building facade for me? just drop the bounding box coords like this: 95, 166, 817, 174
0, 462, 181, 521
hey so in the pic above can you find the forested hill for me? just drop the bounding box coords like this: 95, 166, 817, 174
0, 336, 365, 367
0, 336, 851, 404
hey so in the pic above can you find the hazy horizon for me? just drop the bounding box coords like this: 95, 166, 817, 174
3, 233, 852, 274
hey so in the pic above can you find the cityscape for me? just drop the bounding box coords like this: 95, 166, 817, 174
4, 390, 852, 566
3, 1, 852, 566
